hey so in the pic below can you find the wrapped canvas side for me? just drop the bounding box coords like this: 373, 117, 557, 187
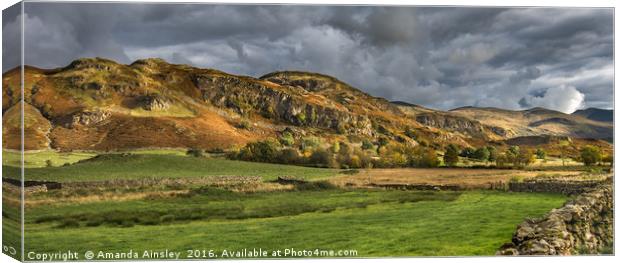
2, 1, 24, 262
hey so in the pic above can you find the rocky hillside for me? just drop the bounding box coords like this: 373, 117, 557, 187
2, 58, 444, 151
2, 57, 613, 152
393, 101, 509, 140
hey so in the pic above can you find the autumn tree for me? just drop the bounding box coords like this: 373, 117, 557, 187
443, 144, 460, 167
580, 145, 602, 166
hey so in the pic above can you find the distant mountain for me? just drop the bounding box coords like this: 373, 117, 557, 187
572, 108, 613, 123
448, 106, 613, 140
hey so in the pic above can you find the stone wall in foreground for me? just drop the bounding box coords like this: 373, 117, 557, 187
497, 183, 613, 255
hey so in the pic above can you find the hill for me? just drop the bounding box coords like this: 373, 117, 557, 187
2, 58, 437, 151
448, 106, 612, 141
572, 108, 613, 123
2, 57, 613, 153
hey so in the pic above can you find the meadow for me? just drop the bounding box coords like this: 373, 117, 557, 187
3, 152, 338, 182
22, 189, 567, 257
2, 151, 575, 258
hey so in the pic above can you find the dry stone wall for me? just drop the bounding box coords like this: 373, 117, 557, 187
508, 179, 606, 195
498, 183, 613, 255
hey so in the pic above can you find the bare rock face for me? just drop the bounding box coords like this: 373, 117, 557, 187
262, 73, 334, 92
71, 110, 111, 127
414, 113, 508, 138
497, 183, 613, 255
191, 74, 374, 136
415, 113, 484, 134
138, 94, 170, 111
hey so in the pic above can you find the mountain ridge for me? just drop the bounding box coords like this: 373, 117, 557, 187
2, 57, 613, 152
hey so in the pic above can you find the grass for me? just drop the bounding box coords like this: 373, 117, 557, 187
2, 186, 22, 261
3, 154, 339, 182
22, 190, 567, 257
26, 189, 460, 227
2, 150, 97, 168
1, 151, 574, 257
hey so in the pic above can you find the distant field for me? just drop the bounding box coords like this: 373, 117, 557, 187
23, 190, 567, 257
3, 154, 339, 182
3, 150, 97, 168
458, 156, 582, 167
331, 168, 581, 188
2, 149, 191, 168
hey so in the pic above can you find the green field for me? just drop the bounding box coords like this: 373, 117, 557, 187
3, 150, 97, 168
2, 152, 572, 259
21, 190, 567, 258
3, 154, 339, 182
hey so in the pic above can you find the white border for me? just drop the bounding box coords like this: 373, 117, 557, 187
0, 1, 617, 263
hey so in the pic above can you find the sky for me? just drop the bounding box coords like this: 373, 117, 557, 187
2, 3, 614, 113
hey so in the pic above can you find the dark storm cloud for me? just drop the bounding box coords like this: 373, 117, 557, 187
2, 3, 613, 113
2, 2, 21, 71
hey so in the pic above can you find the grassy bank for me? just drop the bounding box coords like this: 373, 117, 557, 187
23, 190, 567, 257
3, 154, 339, 182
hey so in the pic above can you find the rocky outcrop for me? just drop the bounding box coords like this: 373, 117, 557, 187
414, 113, 507, 138
71, 110, 111, 127
191, 74, 373, 135
138, 94, 170, 111
261, 72, 335, 92
487, 126, 509, 137
498, 183, 613, 255
415, 113, 484, 134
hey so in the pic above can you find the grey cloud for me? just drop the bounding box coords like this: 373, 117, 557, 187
3, 3, 613, 112
2, 3, 21, 71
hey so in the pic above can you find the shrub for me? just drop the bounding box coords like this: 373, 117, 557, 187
460, 147, 475, 158
294, 113, 306, 124
472, 147, 490, 162
404, 126, 416, 139
504, 147, 534, 168
237, 119, 251, 129
301, 136, 321, 150
495, 154, 509, 168
309, 148, 337, 168
186, 148, 204, 157
377, 137, 390, 147
487, 146, 497, 162
236, 139, 281, 163
443, 144, 460, 167
341, 148, 373, 169
278, 148, 301, 164
535, 148, 547, 159
580, 145, 602, 166
331, 141, 341, 153
417, 138, 429, 147
411, 147, 439, 168
361, 139, 374, 150
279, 131, 295, 146
336, 123, 347, 134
